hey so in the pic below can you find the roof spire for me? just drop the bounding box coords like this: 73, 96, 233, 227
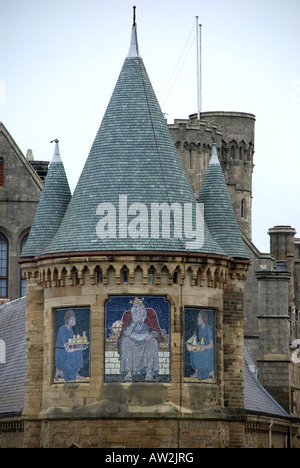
209, 143, 220, 166
50, 138, 62, 163
127, 6, 140, 58
133, 5, 136, 26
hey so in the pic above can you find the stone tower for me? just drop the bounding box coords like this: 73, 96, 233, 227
255, 225, 299, 413
168, 111, 255, 238
20, 17, 249, 448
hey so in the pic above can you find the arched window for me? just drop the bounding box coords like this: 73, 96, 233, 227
148, 267, 155, 285
20, 233, 29, 297
0, 233, 8, 298
121, 266, 129, 285
239, 141, 246, 161
95, 266, 103, 285
71, 267, 80, 286
0, 339, 6, 364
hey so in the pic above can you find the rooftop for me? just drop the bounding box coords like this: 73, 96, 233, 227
38, 22, 226, 258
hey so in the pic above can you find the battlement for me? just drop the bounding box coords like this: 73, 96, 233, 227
200, 111, 255, 121
200, 111, 255, 148
169, 116, 223, 136
168, 111, 255, 141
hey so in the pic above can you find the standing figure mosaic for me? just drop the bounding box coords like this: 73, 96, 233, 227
54, 307, 90, 383
184, 308, 215, 382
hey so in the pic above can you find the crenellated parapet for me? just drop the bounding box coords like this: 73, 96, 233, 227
22, 254, 249, 291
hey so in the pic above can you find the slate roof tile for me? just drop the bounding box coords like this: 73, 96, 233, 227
244, 349, 289, 418
0, 297, 26, 417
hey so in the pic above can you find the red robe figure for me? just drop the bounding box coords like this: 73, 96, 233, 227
118, 298, 165, 382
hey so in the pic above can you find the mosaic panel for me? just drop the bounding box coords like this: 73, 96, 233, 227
105, 296, 170, 383
54, 307, 90, 383
183, 308, 216, 383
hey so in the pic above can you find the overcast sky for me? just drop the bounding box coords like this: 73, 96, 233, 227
1, 0, 299, 252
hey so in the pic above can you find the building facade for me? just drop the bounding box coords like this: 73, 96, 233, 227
0, 122, 47, 303
0, 17, 300, 448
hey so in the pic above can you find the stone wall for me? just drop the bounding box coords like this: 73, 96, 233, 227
256, 270, 291, 412
2, 417, 297, 448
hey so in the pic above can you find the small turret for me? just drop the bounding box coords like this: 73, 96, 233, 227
198, 144, 249, 259
21, 140, 71, 258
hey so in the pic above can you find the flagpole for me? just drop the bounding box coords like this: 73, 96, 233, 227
199, 23, 202, 118
196, 17, 200, 120
196, 17, 202, 120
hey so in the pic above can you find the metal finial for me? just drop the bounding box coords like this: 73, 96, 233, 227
133, 6, 136, 26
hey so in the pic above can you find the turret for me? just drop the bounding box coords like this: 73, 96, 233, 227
21, 140, 71, 259
19, 10, 250, 449
198, 144, 249, 259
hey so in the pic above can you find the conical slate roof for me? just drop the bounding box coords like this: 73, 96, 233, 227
21, 141, 71, 258
198, 145, 249, 259
43, 25, 225, 257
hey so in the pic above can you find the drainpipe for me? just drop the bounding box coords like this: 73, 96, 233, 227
269, 419, 273, 448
